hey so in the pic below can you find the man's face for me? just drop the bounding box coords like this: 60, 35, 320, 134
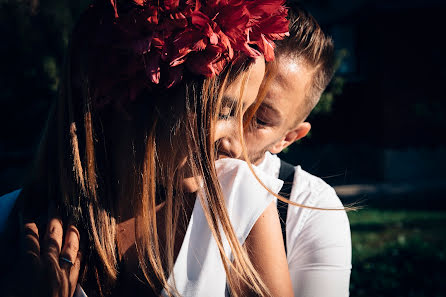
244, 56, 314, 164
214, 57, 266, 159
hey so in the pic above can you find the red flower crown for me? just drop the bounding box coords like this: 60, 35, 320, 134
83, 0, 289, 107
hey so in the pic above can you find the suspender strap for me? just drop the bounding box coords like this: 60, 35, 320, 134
277, 159, 296, 254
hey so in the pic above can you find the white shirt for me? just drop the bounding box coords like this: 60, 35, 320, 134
162, 158, 283, 296
256, 152, 352, 297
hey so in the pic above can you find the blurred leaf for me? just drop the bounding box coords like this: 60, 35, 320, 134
311, 48, 348, 116
43, 55, 59, 92
349, 209, 446, 297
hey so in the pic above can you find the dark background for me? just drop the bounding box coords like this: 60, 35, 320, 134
1, 0, 446, 296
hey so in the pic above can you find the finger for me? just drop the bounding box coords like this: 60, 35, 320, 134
68, 251, 82, 297
42, 217, 65, 297
44, 217, 64, 258
59, 224, 80, 271
20, 222, 43, 296
61, 224, 81, 297
23, 222, 41, 267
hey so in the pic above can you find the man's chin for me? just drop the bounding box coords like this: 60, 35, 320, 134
247, 150, 267, 165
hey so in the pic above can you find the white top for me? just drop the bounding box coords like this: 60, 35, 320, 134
162, 158, 283, 296
256, 152, 352, 297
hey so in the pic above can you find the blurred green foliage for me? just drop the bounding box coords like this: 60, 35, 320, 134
348, 209, 446, 297
311, 48, 348, 115
0, 0, 89, 150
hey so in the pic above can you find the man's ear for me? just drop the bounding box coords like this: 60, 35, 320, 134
269, 122, 311, 154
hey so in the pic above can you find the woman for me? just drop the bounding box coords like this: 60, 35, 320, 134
0, 1, 293, 296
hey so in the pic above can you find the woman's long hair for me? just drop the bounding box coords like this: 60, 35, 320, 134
18, 5, 273, 297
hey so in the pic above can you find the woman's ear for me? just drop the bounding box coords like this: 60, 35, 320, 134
269, 122, 311, 154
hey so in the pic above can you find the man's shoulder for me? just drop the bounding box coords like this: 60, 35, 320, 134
289, 165, 342, 208
260, 153, 342, 208
284, 163, 351, 268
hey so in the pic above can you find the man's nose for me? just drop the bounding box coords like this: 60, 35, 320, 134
217, 136, 243, 159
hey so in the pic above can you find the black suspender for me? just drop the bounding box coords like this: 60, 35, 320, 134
277, 159, 296, 254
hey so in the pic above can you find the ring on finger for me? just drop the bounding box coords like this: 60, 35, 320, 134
59, 256, 74, 267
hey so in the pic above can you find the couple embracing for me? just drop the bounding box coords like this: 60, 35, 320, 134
0, 1, 350, 296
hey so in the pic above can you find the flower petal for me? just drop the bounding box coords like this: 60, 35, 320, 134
129, 35, 153, 54
163, 0, 180, 11
146, 52, 161, 84
166, 65, 184, 88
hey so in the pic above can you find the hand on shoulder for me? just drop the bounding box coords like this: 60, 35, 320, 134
3, 207, 82, 297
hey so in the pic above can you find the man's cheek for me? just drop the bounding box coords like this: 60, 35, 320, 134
243, 130, 258, 148
244, 129, 266, 151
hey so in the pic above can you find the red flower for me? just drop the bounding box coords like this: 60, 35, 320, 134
86, 0, 289, 107
163, 0, 180, 11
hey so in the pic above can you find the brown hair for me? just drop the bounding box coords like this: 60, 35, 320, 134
241, 8, 352, 212
275, 4, 335, 122
18, 6, 272, 297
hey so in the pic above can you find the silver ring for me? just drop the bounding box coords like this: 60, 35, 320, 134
59, 256, 74, 266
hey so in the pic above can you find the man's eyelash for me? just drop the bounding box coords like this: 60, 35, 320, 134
250, 115, 268, 127
256, 118, 268, 126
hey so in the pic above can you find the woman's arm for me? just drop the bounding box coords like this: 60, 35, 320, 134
232, 201, 293, 297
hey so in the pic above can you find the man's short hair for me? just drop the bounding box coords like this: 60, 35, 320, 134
275, 4, 335, 123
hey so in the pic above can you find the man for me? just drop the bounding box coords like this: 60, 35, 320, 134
246, 6, 352, 297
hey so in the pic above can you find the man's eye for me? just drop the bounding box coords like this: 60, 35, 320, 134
256, 117, 268, 126
250, 115, 268, 127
